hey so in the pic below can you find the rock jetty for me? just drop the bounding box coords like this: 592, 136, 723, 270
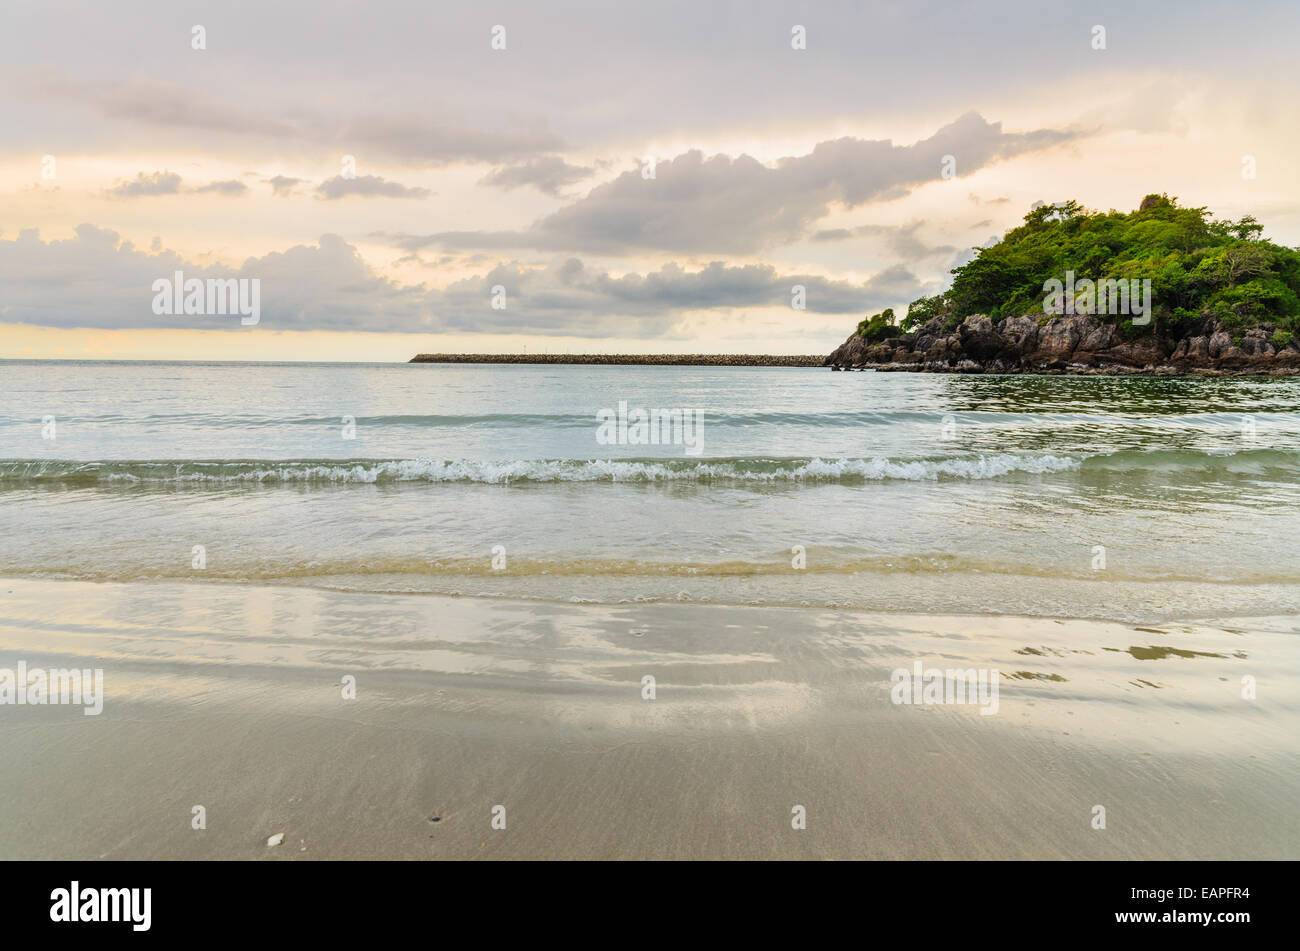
410, 353, 823, 367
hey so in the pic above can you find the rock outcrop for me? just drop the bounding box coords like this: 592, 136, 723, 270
825, 314, 1300, 375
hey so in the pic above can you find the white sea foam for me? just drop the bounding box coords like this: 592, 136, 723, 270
0, 454, 1085, 485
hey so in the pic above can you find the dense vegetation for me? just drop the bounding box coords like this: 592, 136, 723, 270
856, 195, 1300, 347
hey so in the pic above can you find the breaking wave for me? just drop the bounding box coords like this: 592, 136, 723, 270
0, 453, 1083, 486
3, 448, 1298, 488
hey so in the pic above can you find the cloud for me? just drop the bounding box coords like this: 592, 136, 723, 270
0, 227, 923, 335
810, 220, 957, 259
108, 170, 182, 198
18, 74, 566, 167
0, 226, 425, 331
387, 113, 1079, 255
479, 157, 596, 196
424, 258, 923, 334
338, 114, 564, 167
266, 175, 303, 197
111, 173, 250, 198
314, 174, 432, 200
7, 1, 1272, 169
194, 179, 249, 196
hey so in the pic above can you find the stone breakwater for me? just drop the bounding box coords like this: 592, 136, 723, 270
410, 353, 824, 367
825, 314, 1300, 375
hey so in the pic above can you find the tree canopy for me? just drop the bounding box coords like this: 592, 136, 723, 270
858, 196, 1300, 340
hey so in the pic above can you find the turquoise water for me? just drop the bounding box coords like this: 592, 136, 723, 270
2, 360, 1299, 620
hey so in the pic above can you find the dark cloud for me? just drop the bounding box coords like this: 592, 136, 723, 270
90, 78, 294, 137
314, 175, 431, 200
19, 75, 565, 167
0, 227, 921, 335
3, 0, 1264, 166
427, 258, 920, 334
810, 220, 957, 259
387, 113, 1078, 255
480, 157, 596, 196
339, 114, 564, 167
0, 226, 425, 332
266, 175, 303, 197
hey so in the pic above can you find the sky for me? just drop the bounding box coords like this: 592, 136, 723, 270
2, 0, 1298, 361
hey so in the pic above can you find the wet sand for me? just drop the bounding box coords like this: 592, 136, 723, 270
0, 577, 1295, 859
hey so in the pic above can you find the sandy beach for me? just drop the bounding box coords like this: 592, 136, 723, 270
1, 576, 1294, 860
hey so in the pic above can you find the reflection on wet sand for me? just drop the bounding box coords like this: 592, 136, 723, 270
0, 577, 1296, 859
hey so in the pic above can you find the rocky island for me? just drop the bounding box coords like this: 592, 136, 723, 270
825, 195, 1300, 375
825, 310, 1300, 375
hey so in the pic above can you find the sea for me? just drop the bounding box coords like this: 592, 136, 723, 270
3, 360, 1299, 622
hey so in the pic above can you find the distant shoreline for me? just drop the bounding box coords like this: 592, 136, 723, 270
409, 353, 824, 366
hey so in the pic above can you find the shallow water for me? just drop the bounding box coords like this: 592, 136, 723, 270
3, 360, 1299, 620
